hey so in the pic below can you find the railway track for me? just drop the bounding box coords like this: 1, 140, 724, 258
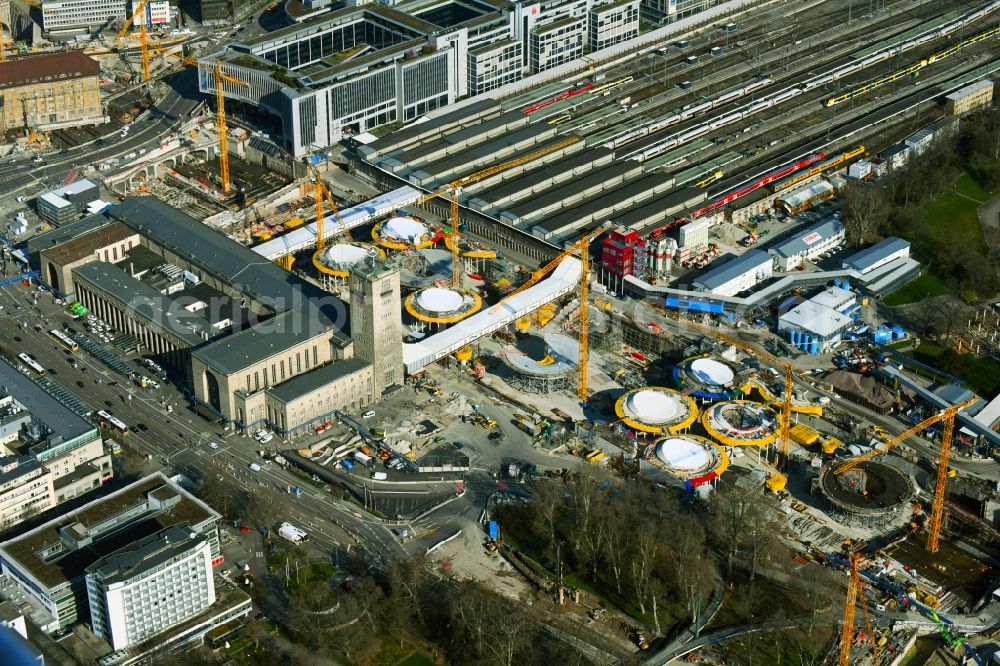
555, 0, 989, 152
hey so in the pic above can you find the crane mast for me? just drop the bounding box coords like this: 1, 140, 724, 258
834, 399, 975, 476
777, 363, 793, 467
838, 552, 861, 666
116, 0, 151, 82
315, 176, 326, 252
577, 247, 590, 401
927, 404, 960, 552
183, 58, 248, 193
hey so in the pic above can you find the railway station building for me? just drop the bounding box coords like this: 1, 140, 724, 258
30, 197, 405, 437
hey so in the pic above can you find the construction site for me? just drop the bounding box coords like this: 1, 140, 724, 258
17, 0, 994, 661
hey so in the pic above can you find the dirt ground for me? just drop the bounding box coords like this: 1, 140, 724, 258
428, 521, 531, 600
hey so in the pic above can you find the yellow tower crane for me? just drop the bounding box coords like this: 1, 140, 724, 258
834, 398, 976, 552
838, 551, 862, 666
413, 137, 579, 288
116, 0, 152, 82
183, 58, 248, 193
489, 223, 610, 402
310, 168, 352, 252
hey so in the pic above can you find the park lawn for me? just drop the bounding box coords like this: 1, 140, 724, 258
923, 189, 982, 238
955, 172, 993, 202
910, 342, 1000, 395
883, 272, 950, 305
888, 174, 994, 304
284, 561, 335, 591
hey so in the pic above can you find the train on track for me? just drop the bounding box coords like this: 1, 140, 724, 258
606, 1, 1000, 162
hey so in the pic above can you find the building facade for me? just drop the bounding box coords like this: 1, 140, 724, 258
86, 524, 215, 651
41, 0, 169, 33
467, 39, 522, 96
349, 257, 403, 397
0, 52, 106, 131
36, 179, 99, 226
528, 17, 585, 72
0, 474, 221, 631
0, 360, 111, 531
945, 79, 993, 115
203, 0, 721, 156
588, 0, 639, 51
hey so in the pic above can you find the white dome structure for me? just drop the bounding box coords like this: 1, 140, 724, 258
614, 386, 698, 435
321, 244, 369, 266
689, 358, 735, 386
626, 389, 684, 425
653, 434, 728, 482
416, 287, 464, 314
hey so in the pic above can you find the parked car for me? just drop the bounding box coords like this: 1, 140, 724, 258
362, 410, 376, 419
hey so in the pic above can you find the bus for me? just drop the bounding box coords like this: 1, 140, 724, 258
17, 353, 45, 376
49, 329, 78, 352
96, 410, 130, 435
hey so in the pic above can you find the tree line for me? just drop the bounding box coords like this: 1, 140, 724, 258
839, 103, 1000, 297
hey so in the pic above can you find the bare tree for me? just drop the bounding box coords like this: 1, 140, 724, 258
841, 183, 891, 246
742, 501, 781, 582
913, 294, 942, 336
936, 299, 966, 340
353, 575, 385, 632
480, 595, 535, 666
709, 479, 764, 576
602, 513, 629, 594
628, 529, 658, 614
531, 480, 563, 550
669, 511, 714, 622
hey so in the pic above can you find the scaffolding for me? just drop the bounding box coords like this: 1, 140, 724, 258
505, 367, 574, 394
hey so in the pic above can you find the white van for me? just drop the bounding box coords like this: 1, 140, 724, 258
249, 463, 261, 472
371, 471, 387, 481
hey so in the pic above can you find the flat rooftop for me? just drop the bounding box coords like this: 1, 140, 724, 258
85, 523, 202, 584
39, 222, 135, 267
71, 262, 210, 347
363, 98, 500, 157
266, 358, 370, 403
0, 473, 218, 591
107, 198, 350, 363
694, 250, 772, 290
0, 359, 95, 444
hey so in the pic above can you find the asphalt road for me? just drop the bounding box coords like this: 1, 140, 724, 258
0, 276, 413, 568
0, 68, 203, 194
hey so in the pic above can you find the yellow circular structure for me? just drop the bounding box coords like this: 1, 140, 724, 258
654, 434, 729, 482
404, 286, 482, 325
455, 346, 473, 362
312, 243, 385, 278
701, 400, 781, 448
373, 216, 436, 250
443, 234, 499, 259
614, 387, 698, 435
